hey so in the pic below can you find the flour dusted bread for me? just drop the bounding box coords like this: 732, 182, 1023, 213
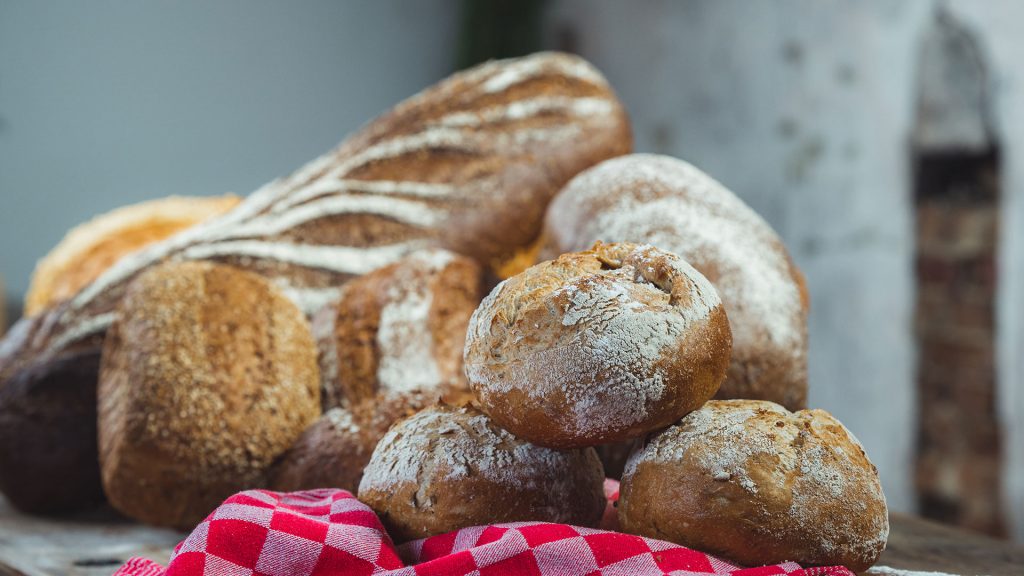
0, 52, 628, 511
358, 405, 605, 541
542, 154, 808, 410
619, 400, 888, 571
24, 195, 240, 316
464, 242, 731, 448
274, 249, 483, 494
314, 248, 482, 412
268, 389, 464, 493
98, 261, 320, 529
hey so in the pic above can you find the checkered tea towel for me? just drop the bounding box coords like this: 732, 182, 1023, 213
114, 485, 855, 576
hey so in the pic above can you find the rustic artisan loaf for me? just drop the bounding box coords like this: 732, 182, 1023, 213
618, 399, 888, 571
269, 406, 374, 494
313, 248, 482, 412
464, 242, 731, 448
24, 195, 240, 316
0, 52, 629, 511
541, 154, 809, 410
358, 404, 606, 541
0, 349, 104, 513
268, 389, 468, 494
98, 261, 320, 529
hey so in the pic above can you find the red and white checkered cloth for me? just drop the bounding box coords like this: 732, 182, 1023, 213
114, 484, 855, 576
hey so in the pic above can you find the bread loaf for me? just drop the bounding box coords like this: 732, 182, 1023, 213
541, 154, 808, 410
0, 52, 630, 512
98, 261, 320, 529
618, 399, 888, 571
269, 387, 471, 494
358, 404, 606, 541
268, 406, 374, 494
313, 248, 482, 412
0, 348, 104, 513
464, 242, 731, 448
24, 195, 240, 316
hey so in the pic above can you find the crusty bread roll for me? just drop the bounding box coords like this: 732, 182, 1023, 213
464, 242, 731, 448
25, 195, 240, 316
98, 261, 320, 529
0, 52, 629, 512
619, 399, 888, 572
358, 405, 605, 541
541, 154, 809, 410
313, 248, 482, 412
268, 389, 465, 494
268, 406, 374, 494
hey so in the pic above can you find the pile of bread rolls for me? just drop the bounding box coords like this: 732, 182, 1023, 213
0, 52, 887, 571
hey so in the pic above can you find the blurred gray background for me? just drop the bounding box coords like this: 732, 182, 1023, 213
2, 0, 1022, 541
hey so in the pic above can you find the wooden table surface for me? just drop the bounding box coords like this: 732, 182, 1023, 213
0, 498, 1020, 576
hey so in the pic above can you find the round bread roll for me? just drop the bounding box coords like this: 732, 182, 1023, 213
541, 154, 809, 410
358, 405, 605, 541
98, 261, 320, 529
313, 249, 482, 412
619, 399, 888, 571
25, 194, 239, 316
464, 242, 731, 448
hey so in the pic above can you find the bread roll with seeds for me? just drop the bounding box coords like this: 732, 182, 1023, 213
358, 405, 605, 541
619, 400, 888, 572
0, 51, 629, 512
24, 195, 240, 316
313, 248, 482, 412
541, 154, 809, 410
464, 242, 731, 448
98, 261, 320, 529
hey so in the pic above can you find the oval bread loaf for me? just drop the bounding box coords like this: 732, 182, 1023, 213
619, 399, 888, 572
541, 154, 809, 410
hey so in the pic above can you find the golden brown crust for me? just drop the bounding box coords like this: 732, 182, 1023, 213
314, 249, 483, 411
97, 261, 320, 529
268, 406, 375, 494
268, 389, 472, 494
619, 400, 888, 572
0, 52, 631, 517
25, 195, 239, 316
464, 242, 731, 448
358, 405, 605, 542
541, 154, 808, 410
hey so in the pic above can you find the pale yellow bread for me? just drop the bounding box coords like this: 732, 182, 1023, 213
25, 195, 240, 315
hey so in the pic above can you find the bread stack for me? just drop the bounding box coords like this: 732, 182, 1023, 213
0, 52, 888, 571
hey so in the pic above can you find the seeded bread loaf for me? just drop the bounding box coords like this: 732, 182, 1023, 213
98, 261, 320, 529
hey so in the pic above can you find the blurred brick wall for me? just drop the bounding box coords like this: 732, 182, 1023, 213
914, 149, 1006, 536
